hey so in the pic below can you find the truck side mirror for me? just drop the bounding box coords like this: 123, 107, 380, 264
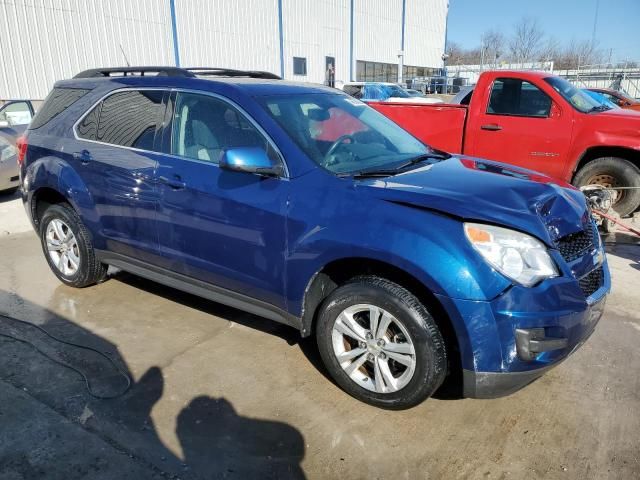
550, 102, 561, 119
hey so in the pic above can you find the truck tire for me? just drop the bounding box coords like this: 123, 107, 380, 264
573, 157, 640, 217
39, 203, 108, 288
316, 276, 447, 409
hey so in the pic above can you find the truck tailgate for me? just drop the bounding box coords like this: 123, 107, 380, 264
368, 102, 467, 154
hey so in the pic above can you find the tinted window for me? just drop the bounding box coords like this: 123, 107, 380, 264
293, 57, 307, 75
171, 92, 271, 164
343, 85, 363, 99
30, 87, 89, 129
96, 90, 164, 150
76, 103, 101, 140
488, 78, 551, 117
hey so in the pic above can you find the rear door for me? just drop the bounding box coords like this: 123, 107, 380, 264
466, 77, 571, 179
72, 89, 167, 263
154, 91, 289, 309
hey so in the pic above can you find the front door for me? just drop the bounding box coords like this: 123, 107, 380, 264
466, 77, 571, 179
155, 91, 289, 309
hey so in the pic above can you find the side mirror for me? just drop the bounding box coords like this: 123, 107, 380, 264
219, 147, 284, 177
550, 102, 562, 119
0, 120, 9, 128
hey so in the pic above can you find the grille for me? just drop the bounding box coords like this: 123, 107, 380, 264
556, 223, 597, 263
579, 267, 604, 297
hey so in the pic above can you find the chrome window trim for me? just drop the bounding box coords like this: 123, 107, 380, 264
72, 87, 290, 179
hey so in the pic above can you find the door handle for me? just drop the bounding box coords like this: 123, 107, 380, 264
73, 150, 93, 164
481, 124, 502, 131
158, 175, 186, 190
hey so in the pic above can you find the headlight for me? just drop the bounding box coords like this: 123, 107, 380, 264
464, 222, 558, 287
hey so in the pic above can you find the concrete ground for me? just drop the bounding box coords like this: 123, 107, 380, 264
0, 189, 639, 480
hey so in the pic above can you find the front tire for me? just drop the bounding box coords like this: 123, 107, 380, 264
39, 203, 107, 287
573, 157, 640, 217
316, 276, 447, 409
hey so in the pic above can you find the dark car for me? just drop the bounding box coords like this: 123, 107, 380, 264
19, 67, 609, 409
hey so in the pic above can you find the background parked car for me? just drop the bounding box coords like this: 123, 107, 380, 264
0, 126, 25, 194
586, 88, 640, 111
343, 82, 443, 103
583, 89, 620, 109
405, 89, 426, 98
0, 100, 35, 128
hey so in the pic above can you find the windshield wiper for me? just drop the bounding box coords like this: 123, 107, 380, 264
587, 104, 611, 113
350, 152, 450, 179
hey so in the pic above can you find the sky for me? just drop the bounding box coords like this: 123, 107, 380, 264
446, 0, 640, 64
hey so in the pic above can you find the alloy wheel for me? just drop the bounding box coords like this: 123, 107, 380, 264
46, 218, 80, 276
331, 304, 416, 393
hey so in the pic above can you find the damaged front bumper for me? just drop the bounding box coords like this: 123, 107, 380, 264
435, 259, 610, 399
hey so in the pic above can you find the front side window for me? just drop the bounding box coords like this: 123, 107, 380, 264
95, 90, 164, 150
488, 78, 552, 117
260, 93, 432, 175
170, 92, 272, 164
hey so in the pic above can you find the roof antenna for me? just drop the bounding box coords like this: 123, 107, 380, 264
119, 44, 131, 67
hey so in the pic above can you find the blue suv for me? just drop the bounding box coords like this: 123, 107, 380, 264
19, 67, 610, 409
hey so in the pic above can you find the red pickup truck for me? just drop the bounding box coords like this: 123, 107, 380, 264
369, 70, 640, 216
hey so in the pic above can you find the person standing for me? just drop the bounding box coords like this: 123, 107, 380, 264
325, 64, 335, 88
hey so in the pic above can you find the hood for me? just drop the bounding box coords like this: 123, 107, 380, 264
358, 156, 591, 245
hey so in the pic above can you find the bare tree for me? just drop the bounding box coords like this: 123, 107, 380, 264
480, 29, 505, 67
554, 39, 603, 70
508, 17, 544, 63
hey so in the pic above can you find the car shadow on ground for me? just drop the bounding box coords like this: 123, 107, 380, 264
0, 188, 20, 204
113, 270, 465, 401
0, 289, 306, 479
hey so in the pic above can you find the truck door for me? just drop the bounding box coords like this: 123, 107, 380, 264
466, 77, 571, 179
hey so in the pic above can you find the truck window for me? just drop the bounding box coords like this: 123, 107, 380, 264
487, 78, 551, 117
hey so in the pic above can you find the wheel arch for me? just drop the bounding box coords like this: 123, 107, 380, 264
572, 145, 640, 182
299, 257, 464, 388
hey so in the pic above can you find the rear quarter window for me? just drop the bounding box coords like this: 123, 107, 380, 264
30, 87, 90, 129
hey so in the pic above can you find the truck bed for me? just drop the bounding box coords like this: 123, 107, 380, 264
368, 102, 467, 154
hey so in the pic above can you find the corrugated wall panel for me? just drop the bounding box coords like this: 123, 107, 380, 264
0, 0, 173, 100
174, 0, 280, 74
282, 0, 350, 84
354, 0, 403, 65
403, 0, 447, 68
0, 0, 447, 99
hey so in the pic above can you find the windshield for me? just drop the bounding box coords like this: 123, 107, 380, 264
260, 93, 431, 175
544, 76, 603, 113
383, 85, 410, 98
583, 89, 618, 109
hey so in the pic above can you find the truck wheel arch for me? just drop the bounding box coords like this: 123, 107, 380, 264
573, 146, 640, 180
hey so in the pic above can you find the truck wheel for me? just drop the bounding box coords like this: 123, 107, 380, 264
39, 203, 108, 288
573, 157, 640, 217
316, 276, 447, 409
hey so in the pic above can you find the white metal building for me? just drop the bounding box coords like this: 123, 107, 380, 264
0, 0, 448, 100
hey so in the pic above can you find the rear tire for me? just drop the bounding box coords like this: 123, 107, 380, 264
316, 276, 447, 409
39, 203, 107, 288
573, 157, 640, 217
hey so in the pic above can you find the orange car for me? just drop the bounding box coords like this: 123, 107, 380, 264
587, 88, 640, 111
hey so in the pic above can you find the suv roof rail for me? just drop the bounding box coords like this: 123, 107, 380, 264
186, 68, 281, 80
74, 67, 196, 78
73, 66, 281, 80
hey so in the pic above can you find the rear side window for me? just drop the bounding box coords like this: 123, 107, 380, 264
76, 103, 101, 140
94, 90, 164, 150
30, 87, 89, 129
487, 78, 551, 117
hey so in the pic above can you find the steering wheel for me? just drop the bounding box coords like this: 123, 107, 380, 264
322, 134, 356, 167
